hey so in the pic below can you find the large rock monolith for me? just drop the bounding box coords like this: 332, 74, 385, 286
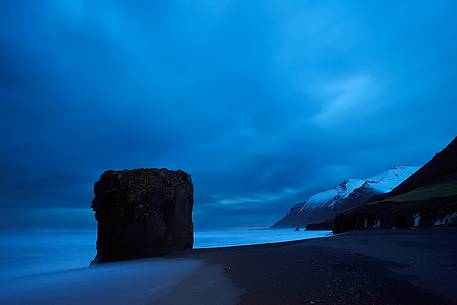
91, 168, 194, 263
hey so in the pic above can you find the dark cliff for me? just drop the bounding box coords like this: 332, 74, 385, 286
91, 168, 194, 263
333, 137, 457, 233
390, 136, 457, 195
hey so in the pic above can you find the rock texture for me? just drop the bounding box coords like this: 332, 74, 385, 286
333, 194, 457, 233
91, 168, 194, 263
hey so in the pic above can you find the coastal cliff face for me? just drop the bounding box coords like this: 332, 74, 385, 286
91, 168, 194, 263
333, 137, 457, 233
333, 194, 457, 233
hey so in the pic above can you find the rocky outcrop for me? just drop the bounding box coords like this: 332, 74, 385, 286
91, 168, 194, 263
333, 194, 457, 233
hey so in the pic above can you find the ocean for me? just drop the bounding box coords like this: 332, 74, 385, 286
0, 229, 331, 280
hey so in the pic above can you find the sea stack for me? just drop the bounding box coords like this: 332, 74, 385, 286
91, 168, 194, 263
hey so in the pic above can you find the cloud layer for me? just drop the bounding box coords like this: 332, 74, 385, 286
1, 0, 456, 229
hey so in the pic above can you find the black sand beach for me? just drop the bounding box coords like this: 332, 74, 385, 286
161, 228, 457, 305
2, 229, 455, 305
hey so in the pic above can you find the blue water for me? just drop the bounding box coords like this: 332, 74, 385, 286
194, 228, 332, 248
0, 229, 331, 280
0, 230, 97, 280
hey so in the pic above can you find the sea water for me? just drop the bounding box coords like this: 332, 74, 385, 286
0, 228, 331, 280
194, 228, 331, 248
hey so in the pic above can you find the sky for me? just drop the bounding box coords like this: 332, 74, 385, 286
1, 0, 456, 230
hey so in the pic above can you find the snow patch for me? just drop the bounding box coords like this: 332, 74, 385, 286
434, 212, 457, 226
372, 219, 381, 228
301, 179, 364, 210
364, 166, 419, 193
413, 213, 421, 227
296, 166, 419, 212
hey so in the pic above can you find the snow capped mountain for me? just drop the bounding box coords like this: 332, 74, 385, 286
298, 166, 418, 212
362, 166, 419, 193
300, 179, 365, 210
273, 166, 419, 228
333, 137, 457, 233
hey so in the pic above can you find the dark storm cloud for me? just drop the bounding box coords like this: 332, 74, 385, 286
1, 0, 456, 229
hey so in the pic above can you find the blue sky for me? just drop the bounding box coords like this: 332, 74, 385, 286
1, 0, 456, 230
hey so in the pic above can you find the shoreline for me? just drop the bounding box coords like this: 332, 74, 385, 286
165, 227, 457, 305
1, 228, 456, 305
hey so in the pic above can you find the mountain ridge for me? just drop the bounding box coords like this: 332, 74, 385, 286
333, 137, 457, 233
272, 166, 418, 228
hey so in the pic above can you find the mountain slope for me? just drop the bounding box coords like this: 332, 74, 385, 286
333, 137, 457, 233
390, 137, 457, 195
273, 166, 418, 228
